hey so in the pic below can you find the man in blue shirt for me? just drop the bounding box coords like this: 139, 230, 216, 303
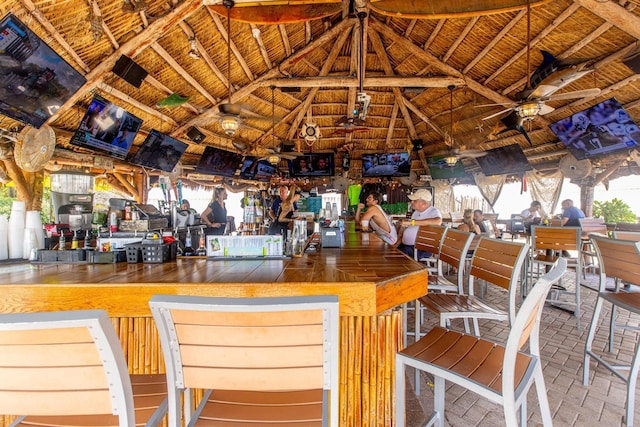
561, 199, 585, 227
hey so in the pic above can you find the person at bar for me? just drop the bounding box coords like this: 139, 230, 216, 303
520, 200, 545, 221
473, 209, 502, 238
275, 185, 302, 234
397, 189, 442, 259
457, 208, 481, 234
355, 191, 398, 245
560, 199, 585, 226
269, 186, 297, 222
201, 187, 227, 235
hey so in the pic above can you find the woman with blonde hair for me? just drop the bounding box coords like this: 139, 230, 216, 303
457, 208, 481, 234
269, 185, 301, 235
201, 187, 227, 235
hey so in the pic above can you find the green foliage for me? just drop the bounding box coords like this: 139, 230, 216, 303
593, 198, 637, 224
0, 185, 53, 224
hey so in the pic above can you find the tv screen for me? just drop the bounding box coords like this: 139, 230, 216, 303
129, 129, 187, 172
70, 94, 142, 159
239, 156, 276, 182
0, 13, 86, 128
476, 144, 532, 176
195, 146, 243, 177
427, 156, 470, 180
361, 152, 411, 177
288, 153, 334, 177
548, 97, 640, 160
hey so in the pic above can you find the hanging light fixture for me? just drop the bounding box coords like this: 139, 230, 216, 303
516, 101, 542, 120
444, 155, 458, 167
267, 86, 280, 166
220, 115, 240, 135
267, 154, 280, 165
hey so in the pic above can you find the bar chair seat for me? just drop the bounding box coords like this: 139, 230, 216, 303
396, 258, 567, 427
0, 310, 168, 427
150, 294, 339, 427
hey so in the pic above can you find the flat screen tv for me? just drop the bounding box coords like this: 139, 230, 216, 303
238, 156, 276, 182
70, 94, 142, 159
361, 152, 411, 177
548, 97, 640, 160
195, 146, 243, 177
427, 156, 469, 180
288, 153, 334, 177
476, 144, 532, 176
128, 129, 187, 172
0, 13, 86, 128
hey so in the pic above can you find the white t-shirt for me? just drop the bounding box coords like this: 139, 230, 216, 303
520, 208, 540, 219
367, 204, 398, 245
402, 205, 442, 245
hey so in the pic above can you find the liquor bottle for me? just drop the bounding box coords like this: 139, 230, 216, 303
58, 232, 66, 250
83, 230, 91, 249
71, 231, 79, 249
183, 227, 195, 255
195, 228, 207, 256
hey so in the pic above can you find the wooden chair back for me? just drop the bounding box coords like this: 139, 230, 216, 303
0, 310, 166, 426
436, 228, 474, 293
468, 238, 529, 326
591, 235, 640, 289
449, 212, 463, 223
531, 226, 580, 252
615, 222, 640, 232
579, 217, 607, 238
612, 230, 640, 241
150, 294, 339, 427
414, 224, 447, 256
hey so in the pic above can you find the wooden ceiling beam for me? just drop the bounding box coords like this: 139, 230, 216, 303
179, 20, 228, 86
278, 24, 292, 56
173, 17, 357, 136
262, 76, 465, 88
443, 16, 479, 63
488, 2, 580, 89
369, 17, 515, 108
48, 0, 203, 124
575, 0, 640, 39
207, 8, 255, 81
150, 42, 218, 106
250, 24, 273, 69
96, 83, 178, 127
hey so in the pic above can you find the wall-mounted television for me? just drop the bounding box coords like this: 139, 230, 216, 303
238, 156, 276, 182
361, 152, 411, 177
427, 156, 470, 180
128, 129, 187, 172
195, 146, 243, 177
0, 13, 86, 128
549, 97, 639, 160
288, 153, 334, 177
476, 144, 532, 176
70, 94, 142, 159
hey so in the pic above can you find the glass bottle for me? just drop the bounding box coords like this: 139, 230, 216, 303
70, 230, 79, 249
195, 227, 207, 256
58, 232, 66, 250
184, 227, 195, 255
83, 230, 91, 249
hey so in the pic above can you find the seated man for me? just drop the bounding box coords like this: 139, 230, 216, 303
355, 192, 397, 245
397, 189, 442, 259
473, 209, 502, 238
561, 199, 585, 227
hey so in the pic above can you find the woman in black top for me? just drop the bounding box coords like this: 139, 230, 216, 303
202, 187, 227, 235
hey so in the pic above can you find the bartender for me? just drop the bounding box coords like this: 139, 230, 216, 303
201, 187, 227, 235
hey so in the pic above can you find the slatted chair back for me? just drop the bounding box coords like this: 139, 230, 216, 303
531, 225, 581, 253
449, 212, 463, 224
414, 224, 447, 257
615, 222, 640, 232
150, 295, 339, 427
432, 228, 474, 294
613, 230, 640, 241
468, 237, 529, 325
583, 235, 640, 426
0, 310, 167, 427
579, 217, 607, 238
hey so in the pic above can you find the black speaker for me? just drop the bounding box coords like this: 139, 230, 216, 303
112, 55, 148, 88
186, 126, 205, 143
623, 51, 640, 74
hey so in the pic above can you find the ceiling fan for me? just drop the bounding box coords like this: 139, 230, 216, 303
214, 0, 273, 136
427, 85, 486, 167
232, 87, 301, 164
477, 1, 600, 123
333, 11, 371, 136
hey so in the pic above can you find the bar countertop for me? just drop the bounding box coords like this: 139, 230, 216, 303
0, 228, 427, 317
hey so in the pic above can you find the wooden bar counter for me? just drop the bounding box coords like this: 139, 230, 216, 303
0, 225, 427, 426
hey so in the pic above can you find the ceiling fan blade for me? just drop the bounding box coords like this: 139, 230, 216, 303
539, 104, 555, 115
546, 88, 601, 102
219, 103, 242, 116
482, 107, 515, 121
475, 101, 517, 109
459, 150, 487, 159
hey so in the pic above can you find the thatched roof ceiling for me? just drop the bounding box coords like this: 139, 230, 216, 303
2, 0, 640, 186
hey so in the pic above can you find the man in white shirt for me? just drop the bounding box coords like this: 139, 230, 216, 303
520, 200, 543, 220
397, 189, 442, 258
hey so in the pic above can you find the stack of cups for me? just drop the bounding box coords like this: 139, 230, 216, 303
8, 201, 26, 259
0, 215, 8, 260
25, 211, 44, 260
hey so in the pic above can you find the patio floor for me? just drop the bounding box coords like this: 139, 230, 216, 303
403, 266, 640, 427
